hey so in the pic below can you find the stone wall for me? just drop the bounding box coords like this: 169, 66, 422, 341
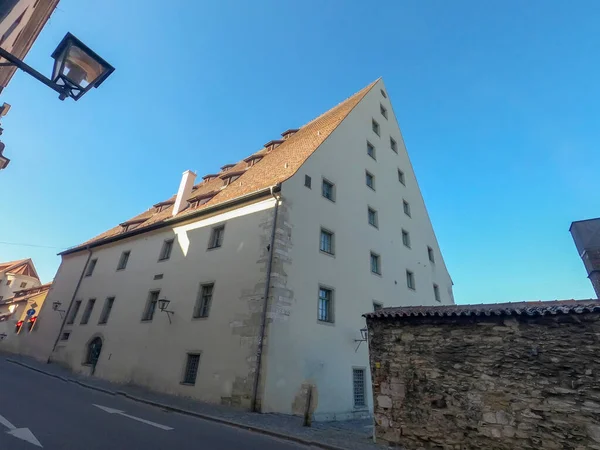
367, 313, 600, 449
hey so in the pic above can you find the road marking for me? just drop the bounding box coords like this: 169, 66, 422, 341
0, 413, 42, 447
93, 404, 174, 431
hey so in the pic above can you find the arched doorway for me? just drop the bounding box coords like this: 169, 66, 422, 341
85, 336, 103, 373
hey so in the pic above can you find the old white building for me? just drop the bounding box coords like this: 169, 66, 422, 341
0, 259, 41, 301
33, 79, 454, 420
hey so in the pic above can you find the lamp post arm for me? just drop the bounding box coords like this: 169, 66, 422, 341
0, 46, 66, 97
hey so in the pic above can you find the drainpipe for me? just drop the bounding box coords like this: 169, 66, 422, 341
251, 185, 281, 412
49, 246, 92, 360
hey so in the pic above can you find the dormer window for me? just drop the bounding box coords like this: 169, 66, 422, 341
264, 140, 284, 152
220, 164, 236, 172
219, 170, 245, 187
153, 200, 175, 213
120, 218, 146, 232
188, 190, 217, 209
202, 174, 218, 183
244, 154, 263, 167
281, 129, 299, 140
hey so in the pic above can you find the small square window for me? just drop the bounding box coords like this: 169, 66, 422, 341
142, 290, 160, 321
158, 239, 174, 261
367, 142, 376, 160
370, 252, 381, 275
398, 169, 405, 185
318, 287, 333, 323
372, 119, 380, 136
373, 301, 383, 311
193, 283, 214, 318
406, 270, 415, 290
182, 353, 201, 385
380, 104, 388, 119
322, 179, 335, 202
6, 279, 11, 286
84, 258, 97, 277
117, 251, 130, 271
320, 228, 334, 255
402, 229, 411, 248
433, 284, 441, 302
366, 171, 375, 190
208, 225, 225, 249
19, 282, 27, 288
428, 246, 435, 263
368, 207, 378, 228
403, 200, 411, 217
305, 175, 312, 189
390, 137, 398, 153
380, 89, 387, 98
60, 332, 70, 341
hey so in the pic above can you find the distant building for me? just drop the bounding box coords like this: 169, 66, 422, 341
0, 282, 52, 356
32, 78, 453, 420
570, 218, 600, 299
0, 258, 41, 301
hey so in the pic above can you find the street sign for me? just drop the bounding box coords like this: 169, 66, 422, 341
26, 309, 36, 317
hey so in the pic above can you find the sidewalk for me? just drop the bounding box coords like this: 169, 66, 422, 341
2, 353, 385, 450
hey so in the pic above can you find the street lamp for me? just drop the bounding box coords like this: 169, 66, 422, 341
0, 32, 114, 101
158, 298, 174, 324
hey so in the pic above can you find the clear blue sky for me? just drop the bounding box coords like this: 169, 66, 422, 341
1, 0, 598, 303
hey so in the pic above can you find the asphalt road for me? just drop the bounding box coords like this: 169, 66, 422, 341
0, 357, 308, 450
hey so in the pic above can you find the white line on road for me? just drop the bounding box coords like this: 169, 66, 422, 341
93, 404, 174, 431
0, 413, 43, 447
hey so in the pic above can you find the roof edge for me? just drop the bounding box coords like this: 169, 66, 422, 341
60, 185, 281, 256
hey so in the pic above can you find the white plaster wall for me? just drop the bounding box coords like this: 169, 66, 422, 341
49, 198, 277, 404
0, 273, 41, 300
262, 79, 454, 420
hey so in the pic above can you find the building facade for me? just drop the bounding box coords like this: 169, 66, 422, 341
0, 258, 41, 301
31, 79, 454, 420
570, 218, 600, 299
365, 300, 600, 449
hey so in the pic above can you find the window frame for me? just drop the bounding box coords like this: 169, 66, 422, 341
367, 207, 378, 228
372, 119, 380, 136
84, 258, 97, 277
365, 171, 375, 191
390, 137, 398, 153
428, 246, 435, 263
304, 175, 312, 189
321, 178, 335, 202
98, 297, 115, 325
380, 104, 388, 119
406, 270, 416, 290
403, 200, 411, 217
402, 229, 411, 248
208, 225, 225, 249
6, 279, 11, 286
380, 89, 387, 98
193, 283, 214, 318
319, 228, 335, 256
116, 250, 131, 271
317, 286, 334, 324
19, 282, 27, 288
398, 169, 405, 185
142, 290, 160, 322
352, 367, 367, 409
181, 353, 201, 386
370, 252, 381, 275
80, 298, 96, 325
433, 284, 441, 302
366, 141, 376, 160
66, 300, 82, 325
158, 239, 174, 261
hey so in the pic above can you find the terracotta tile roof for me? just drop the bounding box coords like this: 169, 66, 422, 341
63, 79, 380, 254
364, 299, 600, 320
0, 258, 39, 280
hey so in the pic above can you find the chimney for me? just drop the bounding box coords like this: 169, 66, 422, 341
172, 170, 197, 216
